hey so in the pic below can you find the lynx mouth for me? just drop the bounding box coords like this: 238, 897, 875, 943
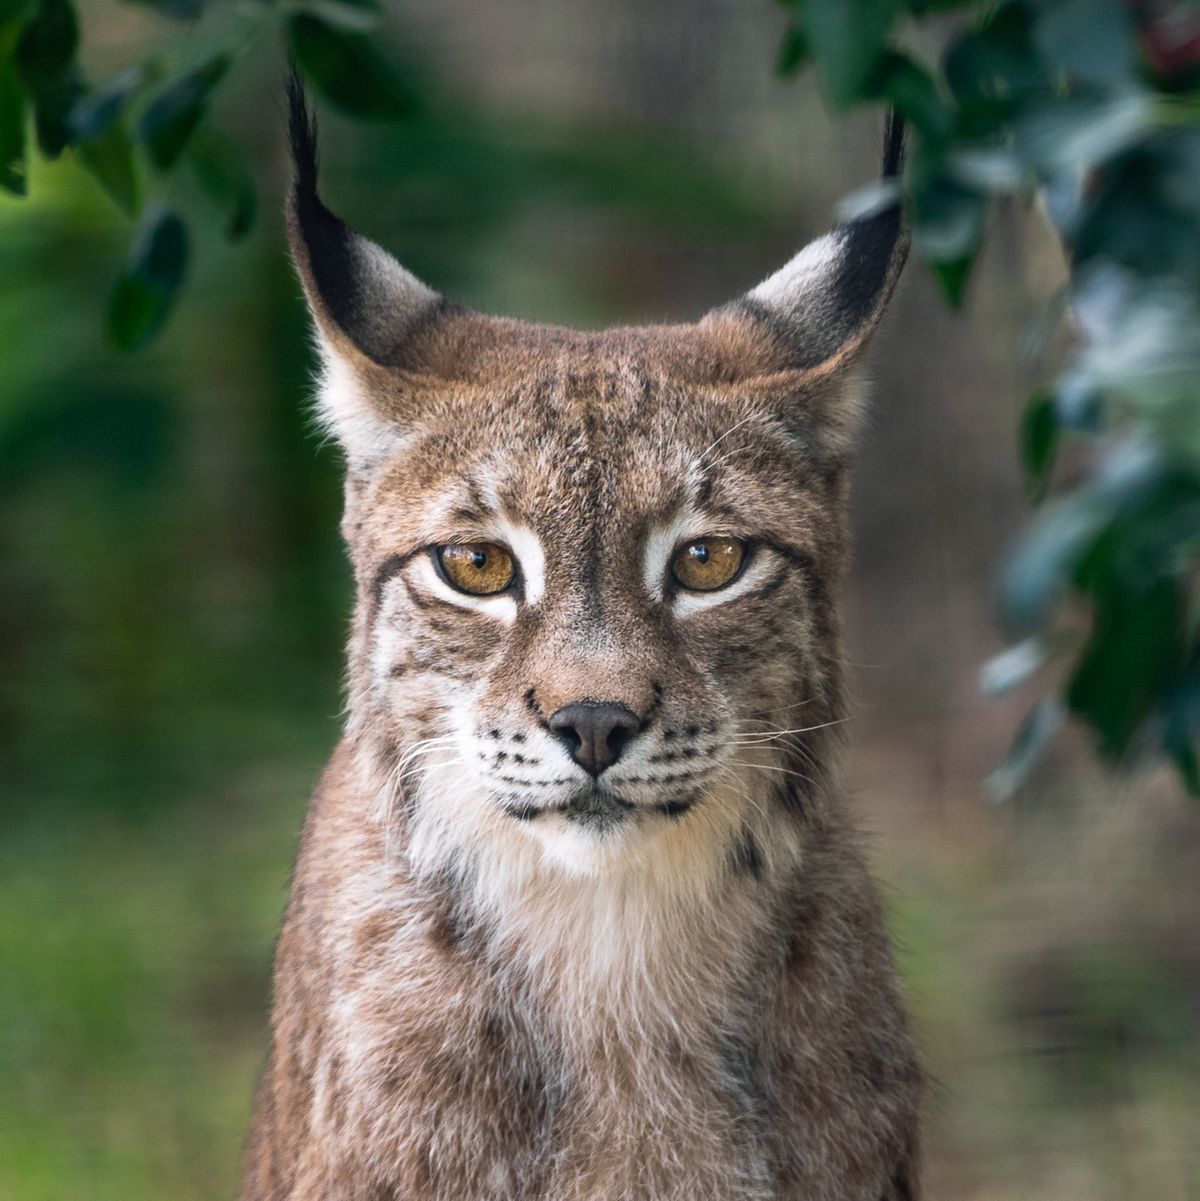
501, 787, 696, 827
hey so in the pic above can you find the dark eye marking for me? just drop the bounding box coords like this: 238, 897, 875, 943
370, 550, 420, 617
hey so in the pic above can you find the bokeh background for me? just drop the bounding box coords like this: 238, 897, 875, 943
2, 2, 1199, 1199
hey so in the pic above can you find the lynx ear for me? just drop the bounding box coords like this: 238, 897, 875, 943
285, 75, 448, 455
731, 113, 908, 376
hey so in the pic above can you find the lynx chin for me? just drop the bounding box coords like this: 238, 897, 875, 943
240, 76, 922, 1201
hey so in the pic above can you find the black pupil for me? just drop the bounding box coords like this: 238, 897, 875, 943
690, 543, 710, 564
470, 549, 488, 570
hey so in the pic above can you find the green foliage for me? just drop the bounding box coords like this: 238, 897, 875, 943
0, 0, 419, 343
782, 0, 1200, 793
3, 0, 1198, 795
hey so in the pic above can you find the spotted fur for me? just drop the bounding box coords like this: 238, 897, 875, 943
240, 80, 921, 1201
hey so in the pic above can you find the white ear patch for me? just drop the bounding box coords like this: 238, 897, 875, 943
313, 340, 401, 462
747, 229, 845, 312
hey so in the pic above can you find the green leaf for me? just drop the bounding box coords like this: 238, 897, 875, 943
288, 15, 420, 119
77, 121, 139, 215
0, 49, 26, 195
107, 207, 188, 351
29, 66, 83, 157
68, 63, 157, 142
0, 0, 36, 34
911, 174, 986, 305
942, 4, 1043, 130
125, 0, 207, 19
293, 0, 381, 33
775, 22, 809, 76
1032, 0, 1136, 89
868, 51, 952, 140
1020, 389, 1059, 502
1067, 577, 1180, 758
14, 0, 76, 93
188, 128, 255, 241
137, 54, 229, 171
1174, 742, 1200, 799
800, 0, 899, 108
985, 699, 1064, 801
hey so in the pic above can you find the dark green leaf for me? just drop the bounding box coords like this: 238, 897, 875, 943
985, 699, 1064, 800
125, 0, 207, 19
29, 65, 83, 157
775, 22, 809, 76
929, 255, 974, 306
912, 174, 986, 304
138, 54, 229, 171
868, 51, 952, 140
795, 0, 899, 108
77, 121, 139, 215
107, 207, 188, 351
293, 0, 381, 33
1021, 389, 1059, 501
0, 49, 26, 195
1032, 0, 1136, 89
68, 63, 157, 142
942, 4, 1043, 130
1174, 742, 1200, 798
188, 128, 255, 241
0, 0, 36, 34
288, 14, 420, 119
14, 0, 76, 92
1067, 578, 1180, 758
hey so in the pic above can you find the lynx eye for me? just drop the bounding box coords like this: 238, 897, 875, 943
436, 543, 516, 596
671, 537, 746, 592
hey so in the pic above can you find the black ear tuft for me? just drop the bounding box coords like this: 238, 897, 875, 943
287, 69, 320, 209
882, 108, 905, 180
283, 71, 445, 371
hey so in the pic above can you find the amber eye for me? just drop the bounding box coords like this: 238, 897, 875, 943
670, 537, 746, 592
436, 543, 516, 596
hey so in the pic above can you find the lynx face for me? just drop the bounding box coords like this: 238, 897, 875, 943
288, 95, 905, 877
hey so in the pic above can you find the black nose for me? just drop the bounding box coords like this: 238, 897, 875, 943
548, 702, 643, 778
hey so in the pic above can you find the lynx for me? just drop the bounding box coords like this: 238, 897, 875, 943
240, 78, 922, 1201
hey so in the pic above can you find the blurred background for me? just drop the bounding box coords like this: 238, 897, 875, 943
2, 2, 1199, 1199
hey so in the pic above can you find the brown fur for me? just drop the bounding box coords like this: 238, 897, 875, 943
241, 92, 920, 1201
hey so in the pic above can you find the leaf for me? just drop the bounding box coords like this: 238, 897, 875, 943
77, 121, 140, 215
1000, 438, 1164, 630
868, 51, 952, 141
288, 14, 420, 119
980, 637, 1048, 698
911, 174, 986, 305
14, 0, 76, 93
1067, 578, 1180, 758
188, 128, 255, 241
68, 63, 157, 142
137, 54, 229, 171
775, 22, 810, 76
125, 0, 207, 19
0, 0, 36, 34
0, 48, 26, 195
985, 699, 1064, 801
1032, 0, 1136, 89
107, 207, 188, 351
1174, 742, 1200, 799
942, 4, 1043, 129
795, 0, 899, 108
293, 0, 381, 33
29, 65, 83, 157
1020, 388, 1059, 501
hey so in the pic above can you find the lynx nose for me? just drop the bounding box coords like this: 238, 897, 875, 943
548, 702, 643, 778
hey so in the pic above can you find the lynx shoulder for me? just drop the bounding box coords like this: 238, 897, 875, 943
240, 78, 921, 1201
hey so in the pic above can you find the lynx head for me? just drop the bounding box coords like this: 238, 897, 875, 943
287, 80, 906, 883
